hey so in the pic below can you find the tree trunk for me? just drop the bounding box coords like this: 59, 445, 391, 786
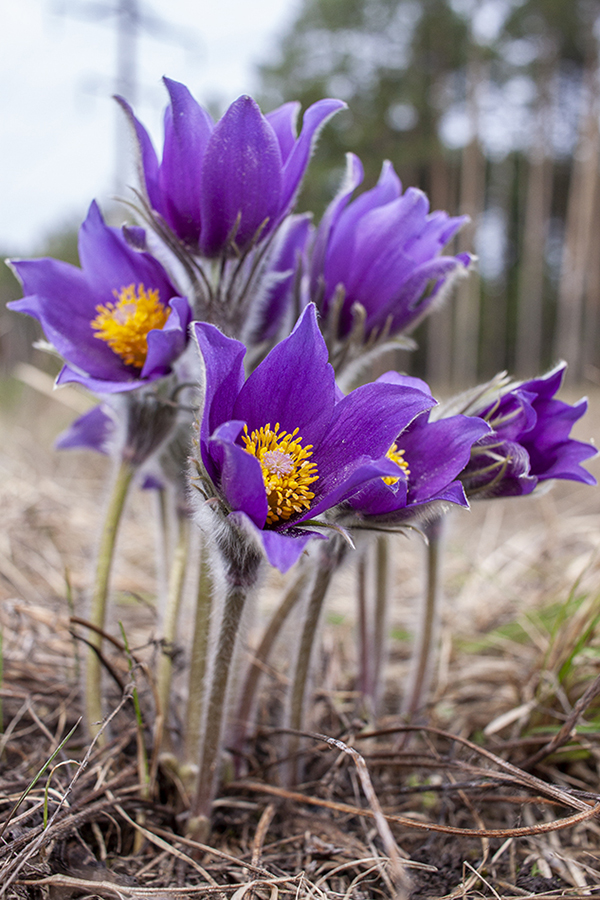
515, 71, 554, 377
452, 58, 487, 387
554, 63, 600, 381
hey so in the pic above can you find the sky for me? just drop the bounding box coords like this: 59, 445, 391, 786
1, 0, 300, 254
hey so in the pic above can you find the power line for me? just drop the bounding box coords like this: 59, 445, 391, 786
52, 0, 202, 192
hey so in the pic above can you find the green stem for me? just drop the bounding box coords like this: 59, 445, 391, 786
402, 517, 445, 720
155, 512, 190, 756
183, 543, 214, 770
119, 622, 150, 800
356, 549, 371, 701
232, 564, 310, 762
372, 535, 390, 712
287, 540, 344, 783
189, 581, 249, 834
86, 459, 135, 738
155, 486, 172, 594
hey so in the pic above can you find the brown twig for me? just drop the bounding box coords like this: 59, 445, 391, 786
233, 782, 600, 839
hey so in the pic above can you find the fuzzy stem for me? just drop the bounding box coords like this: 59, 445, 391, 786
372, 535, 390, 711
155, 511, 190, 756
402, 517, 445, 721
86, 459, 135, 738
287, 541, 344, 782
356, 550, 371, 701
190, 581, 249, 832
183, 543, 214, 769
155, 487, 172, 589
232, 565, 310, 763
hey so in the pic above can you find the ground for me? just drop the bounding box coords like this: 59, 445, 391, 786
1, 372, 599, 898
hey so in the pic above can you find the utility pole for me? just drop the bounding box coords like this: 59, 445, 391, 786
53, 0, 200, 195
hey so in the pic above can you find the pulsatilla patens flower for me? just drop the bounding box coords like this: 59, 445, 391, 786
9, 202, 191, 393
460, 364, 597, 498
311, 154, 471, 342
193, 305, 435, 571
344, 373, 490, 523
119, 78, 345, 257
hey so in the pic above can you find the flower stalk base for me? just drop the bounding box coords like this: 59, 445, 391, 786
86, 459, 135, 738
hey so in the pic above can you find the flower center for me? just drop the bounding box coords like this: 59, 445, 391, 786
382, 442, 410, 486
91, 283, 170, 369
242, 423, 319, 525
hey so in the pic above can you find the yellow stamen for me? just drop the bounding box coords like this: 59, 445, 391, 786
242, 422, 319, 525
91, 283, 170, 369
383, 442, 410, 486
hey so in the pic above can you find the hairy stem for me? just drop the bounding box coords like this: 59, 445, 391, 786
287, 540, 345, 782
372, 535, 390, 712
183, 544, 214, 769
232, 565, 310, 764
189, 581, 249, 833
402, 517, 445, 720
356, 550, 371, 701
86, 459, 135, 738
155, 512, 190, 756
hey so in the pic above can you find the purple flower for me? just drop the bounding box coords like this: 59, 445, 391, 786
311, 154, 471, 340
460, 364, 597, 497
344, 373, 490, 523
193, 305, 435, 571
55, 404, 115, 455
119, 79, 345, 257
249, 213, 312, 345
8, 202, 192, 394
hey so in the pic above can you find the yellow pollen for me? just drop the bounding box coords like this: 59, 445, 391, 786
91, 283, 170, 369
383, 442, 410, 486
242, 422, 319, 525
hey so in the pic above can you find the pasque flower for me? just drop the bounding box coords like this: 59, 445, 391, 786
460, 364, 597, 497
248, 213, 312, 345
311, 154, 471, 341
343, 373, 490, 523
193, 305, 435, 571
120, 78, 344, 257
9, 202, 192, 393
55, 404, 114, 455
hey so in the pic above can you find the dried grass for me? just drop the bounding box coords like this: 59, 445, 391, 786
1, 380, 600, 899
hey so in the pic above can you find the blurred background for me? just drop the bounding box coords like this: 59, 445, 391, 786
2, 0, 600, 388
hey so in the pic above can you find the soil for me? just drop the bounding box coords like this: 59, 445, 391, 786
1, 378, 599, 898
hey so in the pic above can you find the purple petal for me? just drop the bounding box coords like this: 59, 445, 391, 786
55, 405, 115, 454
209, 425, 268, 528
115, 96, 162, 214
78, 202, 176, 301
9, 260, 133, 381
306, 454, 404, 520
311, 153, 364, 306
199, 96, 283, 256
158, 78, 214, 244
56, 364, 148, 393
307, 381, 434, 518
266, 101, 300, 164
230, 511, 317, 572
347, 474, 409, 518
326, 160, 403, 273
193, 322, 247, 480
485, 389, 538, 441
376, 370, 433, 398
388, 255, 470, 333
523, 397, 597, 483
330, 188, 429, 295
233, 304, 336, 449
401, 414, 490, 505
279, 98, 346, 213
141, 296, 192, 379
254, 213, 312, 342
